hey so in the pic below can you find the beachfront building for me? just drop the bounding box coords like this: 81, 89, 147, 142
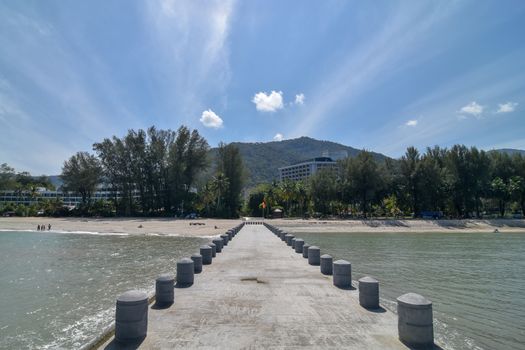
278, 157, 338, 182
0, 186, 134, 207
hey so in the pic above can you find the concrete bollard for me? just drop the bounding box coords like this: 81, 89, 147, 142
295, 239, 304, 253
285, 234, 295, 246
333, 260, 352, 288
212, 238, 223, 252
200, 245, 213, 265
397, 293, 434, 348
359, 276, 379, 309
320, 254, 333, 275
115, 290, 148, 343
308, 246, 321, 265
191, 254, 203, 273
280, 231, 287, 241
209, 242, 217, 257
302, 243, 311, 258
220, 234, 229, 246
176, 258, 194, 286
227, 230, 233, 240
291, 238, 297, 249
155, 274, 174, 306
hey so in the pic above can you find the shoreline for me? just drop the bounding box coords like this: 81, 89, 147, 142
1, 217, 524, 236
271, 218, 525, 234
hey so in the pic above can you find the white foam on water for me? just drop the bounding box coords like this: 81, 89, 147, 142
0, 228, 129, 236
41, 307, 114, 350
0, 229, 36, 232
55, 230, 129, 236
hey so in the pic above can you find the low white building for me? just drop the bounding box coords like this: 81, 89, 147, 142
0, 187, 127, 207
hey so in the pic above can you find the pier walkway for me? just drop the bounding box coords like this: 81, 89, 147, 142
102, 224, 410, 349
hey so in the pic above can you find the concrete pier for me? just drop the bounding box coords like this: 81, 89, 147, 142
212, 238, 223, 253
190, 254, 202, 274
320, 254, 333, 275
308, 246, 321, 265
294, 239, 304, 254
155, 274, 174, 306
397, 293, 434, 348
100, 225, 416, 349
209, 242, 217, 258
200, 245, 213, 265
359, 276, 380, 309
114, 290, 148, 343
176, 258, 194, 286
302, 243, 310, 258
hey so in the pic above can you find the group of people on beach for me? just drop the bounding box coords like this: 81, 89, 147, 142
37, 224, 51, 231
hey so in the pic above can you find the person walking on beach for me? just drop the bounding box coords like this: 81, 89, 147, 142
37, 224, 40, 231
48, 224, 51, 231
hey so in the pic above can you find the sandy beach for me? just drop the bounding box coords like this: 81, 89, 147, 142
271, 218, 525, 234
0, 217, 241, 237
1, 217, 524, 236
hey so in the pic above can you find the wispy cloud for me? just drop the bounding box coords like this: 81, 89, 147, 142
496, 101, 517, 113
252, 90, 284, 112
290, 2, 465, 137
405, 120, 418, 127
199, 109, 223, 128
144, 0, 236, 119
0, 4, 140, 173
370, 53, 525, 156
459, 101, 484, 117
273, 133, 284, 141
294, 93, 305, 105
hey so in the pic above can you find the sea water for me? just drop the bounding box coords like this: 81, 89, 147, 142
298, 231, 525, 350
0, 231, 207, 349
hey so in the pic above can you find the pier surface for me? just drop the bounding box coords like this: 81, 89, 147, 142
101, 225, 409, 349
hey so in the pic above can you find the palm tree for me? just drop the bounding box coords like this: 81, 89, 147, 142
211, 173, 229, 212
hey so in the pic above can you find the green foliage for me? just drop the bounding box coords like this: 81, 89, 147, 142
383, 195, 402, 218
93, 126, 209, 216
308, 168, 339, 215
61, 152, 102, 205
0, 163, 16, 190
341, 151, 384, 217
250, 147, 525, 219
214, 143, 245, 218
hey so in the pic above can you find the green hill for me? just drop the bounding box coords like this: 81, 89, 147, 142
491, 148, 525, 156
208, 136, 388, 187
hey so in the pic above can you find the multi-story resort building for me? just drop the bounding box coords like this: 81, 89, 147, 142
278, 157, 338, 182
0, 187, 125, 207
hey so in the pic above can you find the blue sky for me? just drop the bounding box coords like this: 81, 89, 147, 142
1, 0, 524, 175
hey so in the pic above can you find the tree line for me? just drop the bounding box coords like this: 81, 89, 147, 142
3, 139, 525, 219
0, 163, 59, 216
1, 125, 245, 218
247, 146, 525, 219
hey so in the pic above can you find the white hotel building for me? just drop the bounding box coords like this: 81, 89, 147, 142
278, 157, 338, 182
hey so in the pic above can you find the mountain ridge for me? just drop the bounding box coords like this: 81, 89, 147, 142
209, 136, 388, 187
46, 139, 525, 189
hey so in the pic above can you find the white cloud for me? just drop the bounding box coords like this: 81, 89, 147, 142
295, 93, 305, 105
459, 101, 483, 117
406, 119, 418, 127
497, 102, 518, 113
273, 133, 284, 141
252, 90, 284, 112
145, 1, 236, 119
199, 109, 223, 128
